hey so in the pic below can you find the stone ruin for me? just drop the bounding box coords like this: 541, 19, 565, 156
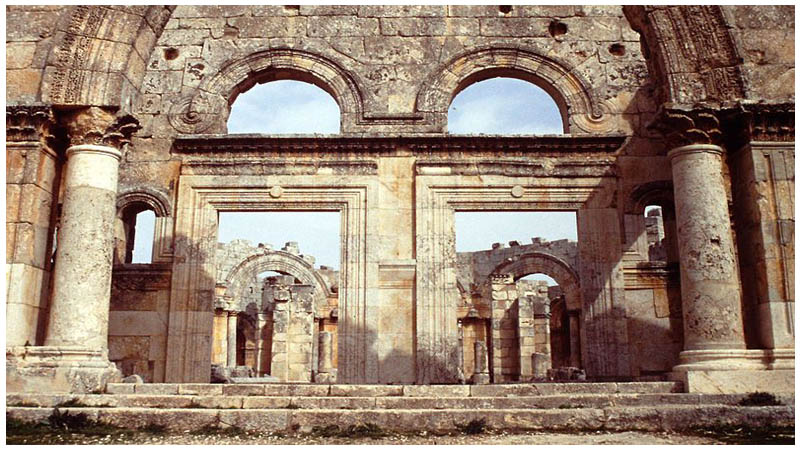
5, 5, 794, 395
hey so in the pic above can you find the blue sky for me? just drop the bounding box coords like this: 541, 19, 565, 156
132, 78, 576, 279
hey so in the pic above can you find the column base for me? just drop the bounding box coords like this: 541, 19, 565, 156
669, 348, 795, 394
470, 373, 490, 385
315, 369, 337, 384
6, 346, 122, 394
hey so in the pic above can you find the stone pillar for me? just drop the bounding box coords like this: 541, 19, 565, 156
7, 109, 139, 393
316, 330, 336, 383
471, 341, 490, 384
255, 313, 269, 376
226, 311, 238, 368
568, 312, 581, 368
6, 106, 58, 347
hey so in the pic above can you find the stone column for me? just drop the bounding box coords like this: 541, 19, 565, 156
471, 341, 490, 384
7, 109, 140, 393
568, 312, 581, 368
226, 311, 238, 368
316, 330, 336, 383
45, 144, 122, 348
255, 313, 269, 376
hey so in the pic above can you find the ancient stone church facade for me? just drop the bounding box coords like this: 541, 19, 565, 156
6, 5, 794, 394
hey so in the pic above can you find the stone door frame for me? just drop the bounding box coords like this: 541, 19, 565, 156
414, 167, 617, 383
166, 174, 378, 383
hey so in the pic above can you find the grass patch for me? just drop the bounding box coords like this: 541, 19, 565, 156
285, 403, 301, 409
455, 418, 488, 435
737, 392, 783, 407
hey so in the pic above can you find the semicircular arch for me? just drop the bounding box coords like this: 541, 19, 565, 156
222, 251, 332, 314
491, 252, 581, 310
171, 49, 364, 134
417, 46, 614, 135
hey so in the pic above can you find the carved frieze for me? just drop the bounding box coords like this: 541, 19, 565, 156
49, 6, 109, 104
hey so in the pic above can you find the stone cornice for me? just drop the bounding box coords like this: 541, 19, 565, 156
172, 134, 628, 156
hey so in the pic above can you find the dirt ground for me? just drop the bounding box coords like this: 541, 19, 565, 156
6, 428, 795, 445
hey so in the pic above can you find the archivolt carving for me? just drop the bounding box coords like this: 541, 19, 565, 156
416, 46, 615, 134
171, 49, 364, 134
116, 188, 171, 217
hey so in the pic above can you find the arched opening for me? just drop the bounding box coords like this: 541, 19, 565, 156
116, 205, 156, 264
517, 273, 572, 375
447, 76, 565, 135
227, 79, 340, 134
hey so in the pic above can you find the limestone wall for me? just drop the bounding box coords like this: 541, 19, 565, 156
108, 265, 171, 382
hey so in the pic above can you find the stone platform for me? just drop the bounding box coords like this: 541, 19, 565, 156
7, 382, 794, 434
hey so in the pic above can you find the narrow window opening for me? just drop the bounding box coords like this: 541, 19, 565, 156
129, 209, 155, 264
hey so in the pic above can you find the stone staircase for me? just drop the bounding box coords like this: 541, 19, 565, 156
7, 382, 794, 434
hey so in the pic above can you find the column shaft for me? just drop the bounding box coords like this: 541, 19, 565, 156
669, 144, 746, 352
44, 144, 121, 350
227, 312, 237, 367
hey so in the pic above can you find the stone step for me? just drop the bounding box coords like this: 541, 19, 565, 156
7, 404, 794, 433
9, 392, 794, 410
104, 381, 682, 397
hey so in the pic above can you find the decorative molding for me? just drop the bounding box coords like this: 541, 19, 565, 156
117, 188, 172, 217
112, 264, 172, 291
622, 262, 680, 290
48, 6, 109, 104
624, 6, 745, 105
172, 135, 627, 156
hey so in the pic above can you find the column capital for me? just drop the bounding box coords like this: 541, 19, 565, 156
61, 107, 141, 149
6, 104, 61, 148
649, 106, 725, 150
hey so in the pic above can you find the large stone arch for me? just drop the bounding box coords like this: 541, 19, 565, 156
490, 252, 581, 311
416, 46, 617, 135
623, 5, 746, 105
221, 251, 332, 315
41, 5, 175, 109
169, 49, 365, 134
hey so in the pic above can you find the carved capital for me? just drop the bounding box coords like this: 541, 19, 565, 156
723, 103, 795, 149
649, 106, 724, 149
6, 105, 57, 143
62, 107, 141, 149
